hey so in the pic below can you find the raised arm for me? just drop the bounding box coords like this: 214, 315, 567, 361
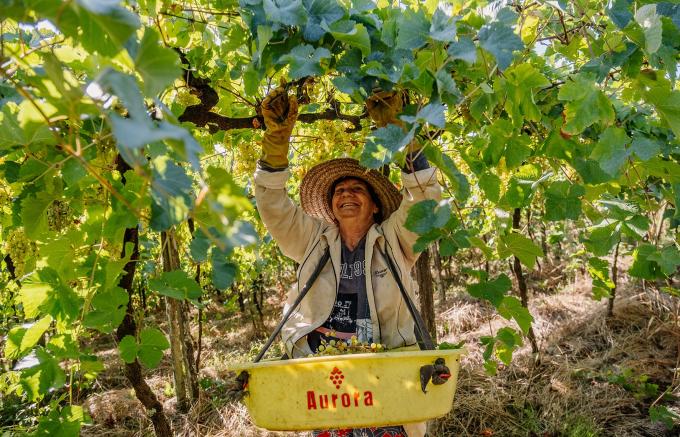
253, 87, 324, 263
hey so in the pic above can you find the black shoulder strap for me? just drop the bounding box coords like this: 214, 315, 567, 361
253, 247, 331, 362
378, 245, 436, 350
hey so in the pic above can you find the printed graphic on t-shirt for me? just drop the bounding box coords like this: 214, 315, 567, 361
327, 294, 357, 332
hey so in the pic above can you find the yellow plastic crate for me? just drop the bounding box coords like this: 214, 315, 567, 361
230, 348, 465, 431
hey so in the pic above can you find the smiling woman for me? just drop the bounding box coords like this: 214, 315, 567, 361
252, 86, 441, 437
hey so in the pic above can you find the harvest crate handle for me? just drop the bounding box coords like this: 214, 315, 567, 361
253, 247, 332, 362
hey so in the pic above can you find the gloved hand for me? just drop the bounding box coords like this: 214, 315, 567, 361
365, 90, 404, 128
260, 87, 299, 170
366, 89, 422, 158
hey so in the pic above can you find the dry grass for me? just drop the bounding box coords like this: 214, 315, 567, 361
81, 275, 680, 437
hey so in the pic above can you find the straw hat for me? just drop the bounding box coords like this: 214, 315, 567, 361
300, 158, 402, 224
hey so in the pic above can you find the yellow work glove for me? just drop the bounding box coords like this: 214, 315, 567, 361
260, 86, 299, 170
366, 90, 404, 128
366, 90, 421, 155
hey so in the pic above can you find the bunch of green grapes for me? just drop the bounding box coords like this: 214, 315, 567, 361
5, 228, 37, 278
310, 335, 386, 357
46, 199, 72, 232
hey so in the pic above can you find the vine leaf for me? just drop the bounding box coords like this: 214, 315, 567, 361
447, 36, 477, 64
544, 181, 585, 221
83, 287, 129, 333
361, 124, 415, 169
404, 199, 451, 235
263, 0, 307, 27
396, 8, 430, 50
149, 270, 203, 302
590, 127, 631, 177
467, 274, 512, 307
607, 0, 633, 29
19, 348, 66, 401
4, 316, 53, 361
588, 257, 614, 300
635, 4, 662, 54
149, 156, 193, 231
303, 0, 345, 42
133, 28, 181, 96
558, 75, 615, 135
477, 22, 523, 70
497, 296, 533, 334
279, 44, 331, 79
498, 233, 544, 270
429, 8, 458, 42
118, 328, 170, 368
324, 20, 371, 57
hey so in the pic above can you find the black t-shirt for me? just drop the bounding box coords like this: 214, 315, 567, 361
307, 237, 373, 352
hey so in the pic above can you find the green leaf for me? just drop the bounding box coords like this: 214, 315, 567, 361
429, 8, 457, 42
396, 8, 429, 50
324, 20, 371, 57
402, 103, 446, 128
264, 0, 307, 26
544, 181, 585, 221
434, 69, 460, 105
212, 253, 238, 290
498, 233, 544, 270
630, 132, 661, 161
360, 124, 415, 169
138, 327, 170, 368
36, 405, 86, 436
649, 405, 680, 430
303, 0, 345, 42
558, 75, 615, 135
279, 44, 331, 80
588, 257, 614, 300
607, 0, 632, 29
647, 245, 680, 276
118, 335, 137, 363
478, 172, 501, 203
477, 22, 523, 70
149, 270, 202, 301
584, 221, 620, 256
497, 296, 533, 334
5, 316, 52, 360
629, 244, 662, 280
134, 28, 181, 96
499, 63, 549, 127
404, 199, 451, 235
83, 287, 128, 334
20, 348, 66, 401
255, 25, 273, 64
149, 156, 193, 231
467, 236, 495, 260
423, 147, 470, 202
640, 80, 680, 139
466, 274, 512, 307
590, 127, 631, 176
635, 4, 662, 54
495, 327, 522, 365
21, 192, 57, 239
447, 36, 476, 64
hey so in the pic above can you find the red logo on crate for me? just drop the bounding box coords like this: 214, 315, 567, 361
329, 367, 344, 389
306, 366, 374, 410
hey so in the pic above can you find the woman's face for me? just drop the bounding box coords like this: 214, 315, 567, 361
331, 178, 379, 227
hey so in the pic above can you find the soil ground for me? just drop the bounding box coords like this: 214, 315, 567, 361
81, 272, 680, 437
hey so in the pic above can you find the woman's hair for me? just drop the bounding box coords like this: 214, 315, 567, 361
328, 176, 383, 222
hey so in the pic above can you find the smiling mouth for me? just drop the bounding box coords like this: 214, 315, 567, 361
340, 202, 359, 208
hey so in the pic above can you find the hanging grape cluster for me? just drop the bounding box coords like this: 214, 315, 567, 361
46, 200, 72, 232
4, 228, 37, 278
